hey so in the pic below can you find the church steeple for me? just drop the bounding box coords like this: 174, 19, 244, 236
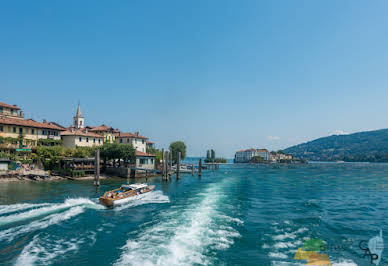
73, 103, 85, 129
76, 103, 83, 118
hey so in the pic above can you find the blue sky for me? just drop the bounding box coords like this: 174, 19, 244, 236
1, 0, 388, 157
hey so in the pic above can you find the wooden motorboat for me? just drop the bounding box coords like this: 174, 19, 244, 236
99, 183, 155, 207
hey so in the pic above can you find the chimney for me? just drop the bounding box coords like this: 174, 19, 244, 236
85, 128, 88, 133
43, 119, 47, 123
19, 111, 24, 118
136, 131, 139, 136
71, 128, 75, 133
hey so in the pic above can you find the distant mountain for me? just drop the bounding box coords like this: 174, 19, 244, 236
284, 129, 388, 162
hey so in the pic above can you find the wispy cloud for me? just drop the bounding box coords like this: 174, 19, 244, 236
268, 136, 280, 141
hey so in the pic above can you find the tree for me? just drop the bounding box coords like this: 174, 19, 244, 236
100, 143, 135, 167
169, 141, 186, 163
250, 156, 264, 164
211, 149, 215, 160
147, 147, 162, 166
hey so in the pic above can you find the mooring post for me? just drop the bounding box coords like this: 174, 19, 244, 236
169, 147, 173, 171
176, 152, 181, 179
161, 148, 166, 180
191, 164, 194, 176
198, 158, 202, 177
165, 151, 169, 177
165, 151, 169, 179
94, 149, 100, 186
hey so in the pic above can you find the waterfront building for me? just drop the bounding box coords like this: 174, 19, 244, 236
146, 140, 155, 150
135, 150, 155, 170
60, 128, 104, 149
115, 132, 148, 153
234, 148, 270, 163
257, 149, 270, 161
269, 152, 293, 162
0, 101, 65, 151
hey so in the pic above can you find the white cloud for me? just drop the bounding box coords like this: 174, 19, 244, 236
331, 130, 349, 135
267, 136, 280, 141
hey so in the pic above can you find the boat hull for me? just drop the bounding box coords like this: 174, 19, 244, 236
99, 185, 155, 207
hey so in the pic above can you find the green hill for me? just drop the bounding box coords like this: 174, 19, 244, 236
284, 129, 388, 162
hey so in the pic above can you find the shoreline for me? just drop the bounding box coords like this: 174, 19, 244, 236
0, 173, 161, 183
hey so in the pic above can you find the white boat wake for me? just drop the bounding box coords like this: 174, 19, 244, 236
114, 180, 243, 266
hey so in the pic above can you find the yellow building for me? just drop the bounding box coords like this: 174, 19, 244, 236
88, 125, 116, 144
0, 101, 65, 151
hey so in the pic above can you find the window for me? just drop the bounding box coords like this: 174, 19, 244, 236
98, 139, 101, 144
13, 127, 16, 133
142, 139, 145, 144
19, 128, 23, 134
79, 137, 82, 142
120, 139, 123, 143
0, 107, 3, 112
31, 129, 35, 134
150, 159, 154, 164
0, 125, 3, 132
86, 138, 89, 143
11, 109, 14, 114
140, 158, 146, 164
93, 139, 96, 143
127, 138, 129, 143
42, 130, 46, 135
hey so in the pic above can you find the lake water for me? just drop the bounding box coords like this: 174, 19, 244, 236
0, 163, 387, 265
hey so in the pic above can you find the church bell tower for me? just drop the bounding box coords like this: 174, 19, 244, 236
73, 103, 85, 129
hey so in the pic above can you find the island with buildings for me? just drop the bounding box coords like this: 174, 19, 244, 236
234, 148, 304, 164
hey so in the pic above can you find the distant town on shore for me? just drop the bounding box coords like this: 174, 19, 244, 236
234, 148, 305, 164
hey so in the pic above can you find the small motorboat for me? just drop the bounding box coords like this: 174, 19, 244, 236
99, 183, 155, 207
171, 165, 195, 173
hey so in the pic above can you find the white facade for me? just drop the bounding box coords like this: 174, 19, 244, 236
61, 134, 104, 149
136, 156, 155, 169
234, 149, 270, 163
117, 136, 147, 153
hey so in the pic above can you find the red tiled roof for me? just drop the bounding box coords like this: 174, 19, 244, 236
89, 124, 114, 132
136, 151, 155, 157
0, 117, 65, 130
146, 140, 154, 144
61, 129, 104, 138
0, 102, 20, 110
257, 149, 269, 152
115, 132, 148, 139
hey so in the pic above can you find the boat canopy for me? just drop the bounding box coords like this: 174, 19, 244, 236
121, 183, 148, 191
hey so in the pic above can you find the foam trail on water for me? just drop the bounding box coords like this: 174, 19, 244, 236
114, 191, 170, 211
0, 198, 103, 227
0, 203, 51, 216
115, 181, 242, 266
15, 234, 85, 266
0, 206, 84, 242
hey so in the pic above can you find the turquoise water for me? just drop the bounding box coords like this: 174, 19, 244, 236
0, 163, 387, 265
